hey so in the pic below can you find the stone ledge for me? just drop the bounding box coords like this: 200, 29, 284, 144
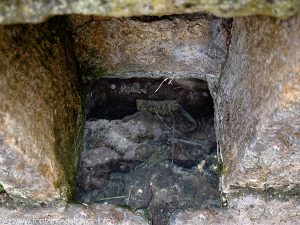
171, 195, 300, 225
0, 201, 149, 225
1, 194, 299, 225
1, 0, 300, 25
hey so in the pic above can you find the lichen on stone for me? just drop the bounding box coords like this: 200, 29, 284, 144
0, 17, 84, 202
0, 184, 5, 193
0, 0, 300, 25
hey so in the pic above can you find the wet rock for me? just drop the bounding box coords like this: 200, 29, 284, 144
1, 0, 299, 25
0, 18, 83, 201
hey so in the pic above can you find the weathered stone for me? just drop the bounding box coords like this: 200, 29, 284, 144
214, 13, 300, 198
77, 110, 217, 191
69, 14, 229, 81
0, 201, 149, 225
170, 194, 300, 225
1, 0, 300, 25
0, 2, 299, 223
0, 18, 83, 201
77, 92, 218, 223
72, 12, 300, 203
137, 100, 181, 116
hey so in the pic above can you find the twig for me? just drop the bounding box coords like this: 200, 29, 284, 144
98, 196, 126, 201
155, 111, 184, 137
155, 78, 168, 92
168, 78, 174, 85
155, 111, 172, 130
127, 189, 132, 205
172, 116, 175, 164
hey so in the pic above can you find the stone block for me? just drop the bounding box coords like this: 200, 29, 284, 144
0, 19, 83, 201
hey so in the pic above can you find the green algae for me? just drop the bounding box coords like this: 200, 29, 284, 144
0, 184, 5, 193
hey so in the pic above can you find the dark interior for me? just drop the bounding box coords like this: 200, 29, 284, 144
75, 77, 219, 225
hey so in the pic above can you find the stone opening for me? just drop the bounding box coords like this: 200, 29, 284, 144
1, 1, 300, 224
75, 77, 219, 225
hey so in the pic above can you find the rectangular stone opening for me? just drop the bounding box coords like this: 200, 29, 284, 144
75, 77, 219, 224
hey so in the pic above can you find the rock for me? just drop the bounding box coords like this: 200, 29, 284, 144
137, 100, 181, 116
1, 0, 299, 25
75, 146, 122, 193
137, 99, 199, 132
0, 202, 149, 225
148, 162, 219, 225
0, 18, 83, 201
80, 110, 216, 168
214, 13, 300, 199
76, 109, 218, 223
81, 147, 121, 167
83, 112, 166, 157
78, 160, 219, 224
171, 139, 210, 167
77, 112, 167, 194
170, 194, 300, 225
70, 14, 229, 81
124, 167, 154, 209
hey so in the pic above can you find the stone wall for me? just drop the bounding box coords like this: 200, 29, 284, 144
69, 14, 230, 81
69, 12, 300, 201
216, 14, 300, 199
0, 1, 300, 224
0, 18, 83, 201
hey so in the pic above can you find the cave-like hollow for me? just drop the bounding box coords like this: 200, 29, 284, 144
74, 77, 219, 225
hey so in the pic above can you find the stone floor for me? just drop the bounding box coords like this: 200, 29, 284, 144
1, 192, 299, 225
171, 195, 300, 225
0, 193, 148, 225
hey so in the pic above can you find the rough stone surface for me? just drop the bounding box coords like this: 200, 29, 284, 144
214, 13, 300, 198
70, 14, 230, 81
0, 18, 83, 201
78, 111, 217, 187
0, 3, 299, 224
1, 0, 300, 25
77, 109, 218, 224
70, 11, 300, 204
170, 194, 300, 225
0, 195, 149, 225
